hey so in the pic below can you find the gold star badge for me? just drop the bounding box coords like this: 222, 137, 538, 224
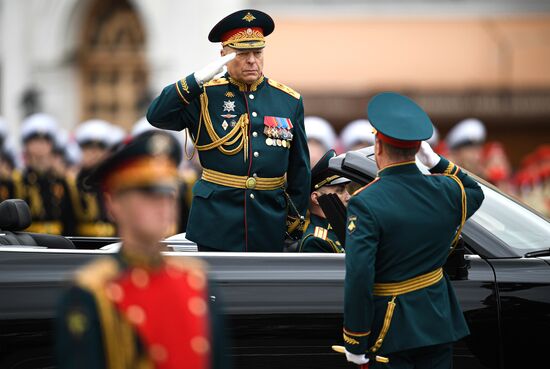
242, 12, 256, 22
67, 310, 88, 337
347, 216, 357, 233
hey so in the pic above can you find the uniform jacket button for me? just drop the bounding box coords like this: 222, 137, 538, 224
253, 151, 259, 158
252, 131, 258, 137
252, 112, 258, 117
249, 94, 255, 99
250, 193, 255, 199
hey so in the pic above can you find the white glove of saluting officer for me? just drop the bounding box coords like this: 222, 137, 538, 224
194, 53, 236, 86
345, 349, 370, 366
416, 141, 441, 169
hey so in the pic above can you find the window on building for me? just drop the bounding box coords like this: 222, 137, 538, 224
79, 0, 148, 131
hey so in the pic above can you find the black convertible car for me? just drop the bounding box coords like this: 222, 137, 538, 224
0, 147, 549, 369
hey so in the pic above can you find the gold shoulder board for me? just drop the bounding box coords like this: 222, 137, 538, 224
75, 257, 121, 290
268, 79, 301, 99
313, 226, 328, 240
204, 78, 229, 87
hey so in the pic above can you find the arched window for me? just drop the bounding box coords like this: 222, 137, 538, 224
79, 0, 148, 131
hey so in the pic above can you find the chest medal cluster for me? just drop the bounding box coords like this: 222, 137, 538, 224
263, 116, 293, 148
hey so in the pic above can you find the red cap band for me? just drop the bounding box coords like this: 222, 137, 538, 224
221, 27, 264, 43
377, 132, 421, 149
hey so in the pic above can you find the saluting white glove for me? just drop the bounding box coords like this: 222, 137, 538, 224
416, 141, 441, 169
345, 349, 370, 365
194, 53, 236, 86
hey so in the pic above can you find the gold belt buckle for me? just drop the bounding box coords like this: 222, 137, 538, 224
245, 177, 257, 189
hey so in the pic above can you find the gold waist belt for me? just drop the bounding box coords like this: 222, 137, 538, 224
202, 168, 285, 190
373, 267, 443, 296
77, 222, 116, 237
26, 221, 63, 235
370, 267, 444, 354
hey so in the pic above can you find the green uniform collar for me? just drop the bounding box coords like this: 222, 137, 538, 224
226, 72, 266, 92
378, 160, 420, 177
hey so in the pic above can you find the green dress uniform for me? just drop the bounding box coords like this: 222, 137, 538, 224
299, 214, 344, 253
146, 10, 310, 252
56, 131, 230, 369
299, 150, 348, 253
343, 93, 485, 368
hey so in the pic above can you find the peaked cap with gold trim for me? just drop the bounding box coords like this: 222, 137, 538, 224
208, 9, 275, 49
311, 150, 350, 192
84, 130, 182, 194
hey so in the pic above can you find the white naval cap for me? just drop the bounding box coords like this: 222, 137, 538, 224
340, 119, 375, 150
75, 119, 113, 146
446, 118, 486, 150
21, 113, 59, 142
107, 124, 127, 146
304, 116, 336, 150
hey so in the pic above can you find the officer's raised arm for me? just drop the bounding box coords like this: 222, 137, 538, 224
417, 141, 485, 219
146, 53, 235, 131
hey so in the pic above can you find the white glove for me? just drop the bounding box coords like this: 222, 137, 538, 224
194, 53, 236, 86
416, 141, 441, 169
345, 349, 370, 365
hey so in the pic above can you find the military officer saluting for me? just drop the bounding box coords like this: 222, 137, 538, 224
299, 150, 350, 253
147, 9, 310, 252
68, 119, 117, 237
56, 131, 229, 369
343, 93, 485, 368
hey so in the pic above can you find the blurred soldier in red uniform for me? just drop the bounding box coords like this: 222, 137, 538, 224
56, 131, 229, 369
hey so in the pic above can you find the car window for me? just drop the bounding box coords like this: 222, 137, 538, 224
470, 179, 550, 254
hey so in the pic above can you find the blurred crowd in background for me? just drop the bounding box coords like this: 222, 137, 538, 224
0, 110, 547, 239
304, 115, 550, 218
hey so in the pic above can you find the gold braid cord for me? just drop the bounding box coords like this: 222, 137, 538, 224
445, 173, 467, 252
193, 90, 249, 162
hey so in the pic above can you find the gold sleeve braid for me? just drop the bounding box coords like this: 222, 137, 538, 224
189, 89, 249, 162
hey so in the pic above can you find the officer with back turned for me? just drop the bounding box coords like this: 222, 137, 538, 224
342, 93, 484, 368
147, 9, 310, 252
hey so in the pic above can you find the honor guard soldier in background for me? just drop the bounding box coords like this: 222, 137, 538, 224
304, 116, 337, 166
16, 113, 75, 235
56, 131, 229, 369
340, 119, 375, 152
299, 150, 349, 253
343, 93, 485, 368
445, 118, 487, 176
147, 9, 310, 252
68, 119, 117, 237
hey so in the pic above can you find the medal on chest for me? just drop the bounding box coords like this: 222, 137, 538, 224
263, 116, 293, 149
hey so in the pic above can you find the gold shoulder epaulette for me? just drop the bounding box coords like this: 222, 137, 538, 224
268, 79, 301, 99
75, 257, 121, 290
204, 77, 229, 87
313, 226, 328, 240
